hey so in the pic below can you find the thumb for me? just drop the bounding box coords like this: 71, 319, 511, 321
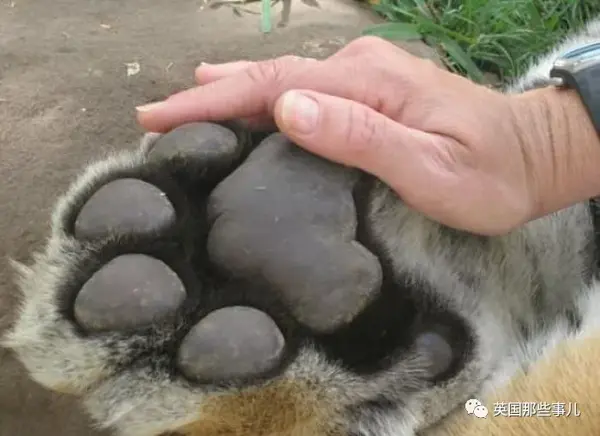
273, 90, 438, 199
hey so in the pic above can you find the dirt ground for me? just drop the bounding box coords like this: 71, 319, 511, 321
0, 1, 442, 434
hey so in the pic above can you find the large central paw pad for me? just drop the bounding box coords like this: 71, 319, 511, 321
207, 133, 383, 332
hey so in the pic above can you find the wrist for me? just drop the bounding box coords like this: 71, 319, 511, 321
510, 84, 600, 220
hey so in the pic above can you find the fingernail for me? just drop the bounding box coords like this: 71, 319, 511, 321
280, 91, 319, 134
195, 63, 211, 77
135, 101, 164, 112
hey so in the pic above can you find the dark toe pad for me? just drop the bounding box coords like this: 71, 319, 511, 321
177, 306, 285, 381
147, 122, 242, 166
414, 332, 454, 378
74, 254, 186, 331
74, 178, 176, 240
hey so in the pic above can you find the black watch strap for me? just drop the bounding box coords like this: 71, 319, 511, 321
550, 59, 600, 134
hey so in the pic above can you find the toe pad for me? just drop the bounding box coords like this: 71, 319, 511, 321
74, 254, 186, 331
177, 306, 285, 381
74, 178, 176, 240
147, 122, 241, 165
414, 332, 454, 378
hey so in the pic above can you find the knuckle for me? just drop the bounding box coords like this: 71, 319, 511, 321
346, 35, 392, 55
246, 58, 287, 85
244, 55, 313, 96
248, 55, 310, 83
244, 57, 298, 111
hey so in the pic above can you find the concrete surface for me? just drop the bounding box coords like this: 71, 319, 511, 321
0, 0, 442, 434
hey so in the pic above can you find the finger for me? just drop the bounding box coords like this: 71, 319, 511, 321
195, 57, 317, 85
195, 61, 254, 85
197, 59, 273, 127
273, 89, 441, 204
194, 59, 316, 129
136, 56, 369, 133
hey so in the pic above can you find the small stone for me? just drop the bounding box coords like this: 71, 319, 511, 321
74, 254, 186, 331
177, 306, 285, 381
74, 178, 176, 240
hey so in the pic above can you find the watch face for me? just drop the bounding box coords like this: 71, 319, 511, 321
559, 41, 600, 62
553, 41, 600, 74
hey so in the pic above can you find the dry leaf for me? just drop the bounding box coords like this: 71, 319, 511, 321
125, 62, 141, 77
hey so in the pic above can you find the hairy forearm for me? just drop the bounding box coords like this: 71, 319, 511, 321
512, 85, 600, 219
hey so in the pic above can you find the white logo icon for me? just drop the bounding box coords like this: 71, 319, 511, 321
465, 399, 488, 418
465, 399, 481, 414
473, 405, 489, 418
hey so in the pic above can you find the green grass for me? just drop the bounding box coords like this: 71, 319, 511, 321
362, 0, 600, 84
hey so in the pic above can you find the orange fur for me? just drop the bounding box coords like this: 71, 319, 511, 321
425, 330, 600, 436
177, 380, 343, 436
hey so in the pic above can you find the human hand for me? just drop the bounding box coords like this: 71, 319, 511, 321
135, 37, 569, 236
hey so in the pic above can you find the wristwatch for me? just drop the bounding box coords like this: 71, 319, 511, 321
550, 41, 600, 133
